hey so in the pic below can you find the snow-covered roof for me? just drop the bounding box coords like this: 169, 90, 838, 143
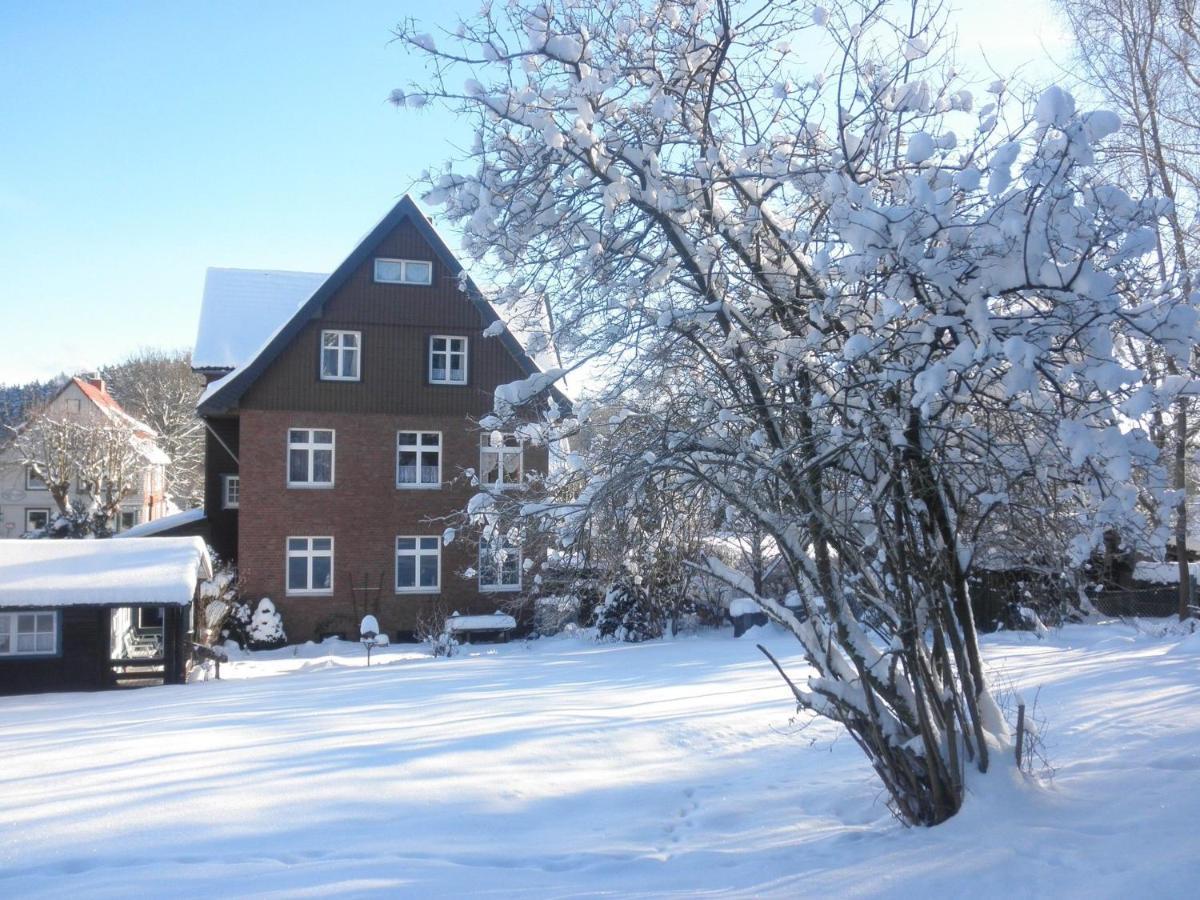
115, 507, 206, 539
1132, 561, 1200, 585
728, 597, 762, 617
192, 268, 328, 372
0, 537, 212, 608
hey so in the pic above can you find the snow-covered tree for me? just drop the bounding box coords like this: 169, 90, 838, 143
246, 598, 286, 649
101, 349, 205, 508
1055, 0, 1200, 619
14, 414, 154, 536
397, 0, 1191, 824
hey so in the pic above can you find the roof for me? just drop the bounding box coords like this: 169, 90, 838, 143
192, 268, 328, 372
65, 377, 157, 438
114, 507, 206, 539
2, 378, 169, 465
197, 194, 567, 415
0, 537, 212, 608
1132, 561, 1200, 585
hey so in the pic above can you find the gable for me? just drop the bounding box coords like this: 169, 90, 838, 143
197, 195, 560, 416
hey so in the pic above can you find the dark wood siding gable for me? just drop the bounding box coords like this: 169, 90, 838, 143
242, 220, 530, 415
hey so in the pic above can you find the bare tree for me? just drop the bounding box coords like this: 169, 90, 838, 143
101, 349, 205, 507
15, 415, 151, 535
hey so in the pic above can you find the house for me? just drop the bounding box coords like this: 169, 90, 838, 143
0, 377, 171, 537
0, 536, 211, 695
193, 195, 564, 642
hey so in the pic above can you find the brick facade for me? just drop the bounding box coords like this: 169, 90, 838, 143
237, 408, 546, 640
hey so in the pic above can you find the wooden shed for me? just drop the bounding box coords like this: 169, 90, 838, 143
0, 537, 212, 695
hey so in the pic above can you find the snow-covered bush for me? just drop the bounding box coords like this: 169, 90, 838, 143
399, 0, 1192, 825
244, 598, 286, 650
428, 628, 459, 658
534, 594, 582, 636
594, 566, 663, 643
196, 553, 239, 646
415, 602, 458, 658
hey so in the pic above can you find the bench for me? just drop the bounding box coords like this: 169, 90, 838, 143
445, 613, 517, 643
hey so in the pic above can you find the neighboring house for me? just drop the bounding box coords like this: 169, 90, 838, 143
194, 195, 564, 642
0, 377, 171, 537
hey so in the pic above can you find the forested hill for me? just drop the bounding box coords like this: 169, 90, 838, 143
0, 377, 67, 431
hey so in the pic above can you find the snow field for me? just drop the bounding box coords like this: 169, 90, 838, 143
0, 623, 1197, 898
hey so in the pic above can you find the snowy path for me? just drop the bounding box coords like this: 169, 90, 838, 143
0, 624, 1197, 898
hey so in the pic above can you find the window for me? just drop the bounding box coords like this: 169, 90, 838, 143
0, 611, 58, 657
429, 336, 468, 384
137, 607, 165, 630
480, 433, 524, 488
396, 432, 441, 488
25, 468, 47, 491
286, 537, 333, 595
479, 535, 522, 592
288, 429, 335, 487
320, 330, 361, 381
24, 508, 50, 533
222, 474, 240, 509
395, 536, 441, 593
375, 258, 433, 285
118, 509, 140, 532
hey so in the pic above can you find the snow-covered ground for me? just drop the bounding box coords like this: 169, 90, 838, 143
1, 622, 1198, 898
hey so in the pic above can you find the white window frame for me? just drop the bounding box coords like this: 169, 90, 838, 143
286, 536, 334, 596
320, 330, 361, 381
396, 431, 442, 489
222, 474, 240, 509
0, 610, 59, 657
479, 536, 522, 593
374, 257, 433, 285
395, 535, 441, 594
429, 335, 468, 385
117, 508, 140, 532
287, 428, 335, 488
480, 433, 524, 489
24, 508, 50, 533
25, 467, 47, 491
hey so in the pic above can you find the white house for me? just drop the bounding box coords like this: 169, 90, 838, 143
0, 377, 172, 537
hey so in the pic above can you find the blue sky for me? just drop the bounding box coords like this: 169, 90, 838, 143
0, 1, 1070, 383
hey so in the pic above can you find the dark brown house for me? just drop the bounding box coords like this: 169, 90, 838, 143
194, 196, 562, 642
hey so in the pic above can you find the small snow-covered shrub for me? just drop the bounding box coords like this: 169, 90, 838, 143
196, 553, 239, 645
415, 601, 457, 658
246, 597, 287, 650
428, 628, 459, 658
534, 594, 581, 636
221, 600, 253, 649
594, 567, 663, 643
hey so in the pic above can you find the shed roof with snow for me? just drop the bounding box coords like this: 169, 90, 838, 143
0, 537, 212, 608
114, 507, 206, 539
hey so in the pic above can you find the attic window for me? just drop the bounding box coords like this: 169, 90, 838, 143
375, 258, 432, 286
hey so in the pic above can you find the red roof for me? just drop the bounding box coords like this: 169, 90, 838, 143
72, 377, 122, 412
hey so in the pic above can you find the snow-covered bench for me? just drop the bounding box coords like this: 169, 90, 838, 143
445, 612, 517, 643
